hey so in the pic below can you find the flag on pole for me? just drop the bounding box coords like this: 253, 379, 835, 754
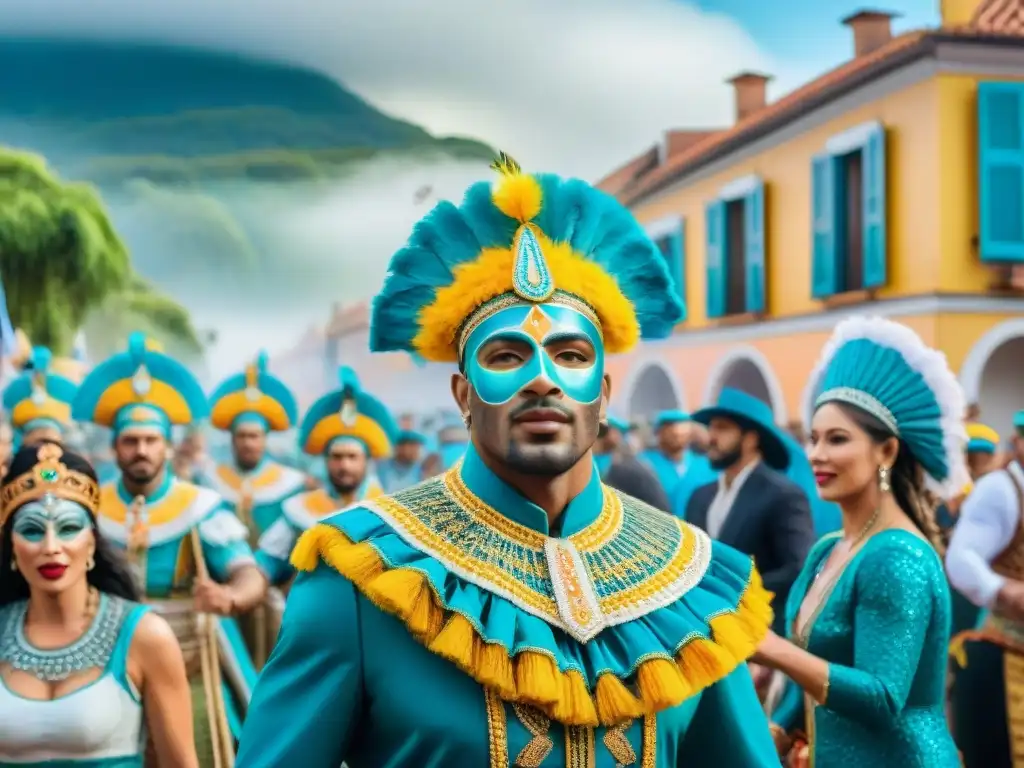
0, 267, 14, 357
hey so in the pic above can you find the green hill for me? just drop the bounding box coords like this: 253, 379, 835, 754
0, 37, 494, 185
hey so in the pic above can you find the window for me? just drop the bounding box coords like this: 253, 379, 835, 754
978, 81, 1024, 263
705, 177, 765, 319
811, 122, 887, 298
647, 218, 687, 320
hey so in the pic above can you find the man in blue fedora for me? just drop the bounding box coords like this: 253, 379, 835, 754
684, 387, 814, 637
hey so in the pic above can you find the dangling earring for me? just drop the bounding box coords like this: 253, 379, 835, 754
462, 412, 471, 428
9, 557, 17, 572
86, 555, 95, 572
878, 465, 891, 493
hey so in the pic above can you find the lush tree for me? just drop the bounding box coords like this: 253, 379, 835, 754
0, 149, 130, 353
0, 148, 203, 357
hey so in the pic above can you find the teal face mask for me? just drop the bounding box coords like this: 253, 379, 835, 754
463, 303, 605, 406
11, 495, 92, 544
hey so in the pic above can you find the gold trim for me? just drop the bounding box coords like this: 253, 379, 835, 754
1005, 650, 1024, 767
512, 703, 554, 766
566, 724, 596, 768
485, 688, 509, 768
602, 721, 637, 765
0, 443, 101, 524
456, 290, 603, 361
641, 714, 656, 768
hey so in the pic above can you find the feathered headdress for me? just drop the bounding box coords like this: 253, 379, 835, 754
369, 153, 685, 362
297, 366, 398, 458
809, 316, 968, 496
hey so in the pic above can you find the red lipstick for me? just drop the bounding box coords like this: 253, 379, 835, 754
37, 564, 68, 581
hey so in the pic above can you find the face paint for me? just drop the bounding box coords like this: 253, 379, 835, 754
11, 494, 92, 543
463, 304, 604, 406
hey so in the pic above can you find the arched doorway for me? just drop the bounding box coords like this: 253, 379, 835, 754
625, 360, 683, 419
703, 346, 788, 423
960, 318, 1024, 437
976, 335, 1024, 437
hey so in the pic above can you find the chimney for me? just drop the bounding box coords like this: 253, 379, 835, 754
842, 10, 897, 57
727, 72, 772, 123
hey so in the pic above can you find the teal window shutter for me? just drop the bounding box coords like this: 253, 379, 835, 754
862, 124, 888, 286
705, 201, 726, 319
811, 153, 838, 298
670, 221, 687, 320
744, 181, 766, 313
978, 81, 1024, 262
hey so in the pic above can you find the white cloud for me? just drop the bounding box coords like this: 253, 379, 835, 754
3, 0, 800, 178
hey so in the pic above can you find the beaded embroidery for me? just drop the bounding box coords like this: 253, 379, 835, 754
365, 468, 712, 638
0, 593, 127, 681
512, 224, 556, 302
816, 386, 899, 435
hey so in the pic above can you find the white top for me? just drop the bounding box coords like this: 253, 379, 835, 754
947, 462, 1024, 609
706, 459, 760, 539
0, 600, 146, 764
0, 674, 143, 763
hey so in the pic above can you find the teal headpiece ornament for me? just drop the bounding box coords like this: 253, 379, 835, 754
654, 410, 691, 430
297, 366, 399, 459
808, 316, 968, 495
208, 351, 298, 434
1, 347, 77, 435
692, 389, 790, 471
368, 152, 684, 369
72, 332, 208, 439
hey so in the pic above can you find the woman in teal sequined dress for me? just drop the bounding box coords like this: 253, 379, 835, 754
754, 317, 963, 767
0, 443, 197, 767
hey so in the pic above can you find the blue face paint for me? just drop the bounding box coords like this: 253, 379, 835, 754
463, 303, 604, 406
12, 495, 92, 544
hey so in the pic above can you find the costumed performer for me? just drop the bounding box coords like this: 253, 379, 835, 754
254, 365, 393, 590
0, 442, 197, 767
2, 347, 77, 447
72, 332, 268, 767
236, 154, 778, 767
757, 316, 962, 767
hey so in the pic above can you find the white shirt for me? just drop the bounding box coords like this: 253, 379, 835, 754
706, 459, 760, 539
947, 461, 1024, 608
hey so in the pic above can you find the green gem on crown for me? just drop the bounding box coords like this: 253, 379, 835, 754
39, 469, 59, 482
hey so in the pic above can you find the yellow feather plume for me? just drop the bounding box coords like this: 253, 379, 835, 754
489, 151, 542, 223
489, 151, 521, 177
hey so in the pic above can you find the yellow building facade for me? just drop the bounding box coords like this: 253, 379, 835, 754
600, 0, 1024, 438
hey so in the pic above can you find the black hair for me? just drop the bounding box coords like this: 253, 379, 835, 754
833, 403, 945, 553
0, 440, 140, 606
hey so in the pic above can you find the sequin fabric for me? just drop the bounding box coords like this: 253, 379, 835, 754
787, 531, 960, 767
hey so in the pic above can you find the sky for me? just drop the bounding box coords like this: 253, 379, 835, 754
1, 0, 946, 373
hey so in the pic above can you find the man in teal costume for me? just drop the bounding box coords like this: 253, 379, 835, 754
2, 346, 77, 447
638, 410, 715, 516
197, 351, 306, 545
236, 156, 778, 767
74, 332, 269, 764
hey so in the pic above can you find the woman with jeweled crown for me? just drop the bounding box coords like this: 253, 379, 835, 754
754, 317, 963, 766
0, 441, 197, 767
235, 155, 780, 767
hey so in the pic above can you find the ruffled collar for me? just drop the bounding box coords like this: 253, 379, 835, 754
291, 446, 771, 727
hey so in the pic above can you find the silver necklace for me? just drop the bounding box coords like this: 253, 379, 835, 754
0, 592, 127, 681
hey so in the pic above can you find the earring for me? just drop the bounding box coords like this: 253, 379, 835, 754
878, 465, 891, 493
9, 557, 17, 572
462, 413, 471, 428
86, 555, 95, 572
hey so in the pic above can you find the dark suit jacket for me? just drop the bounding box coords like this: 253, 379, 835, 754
603, 453, 672, 513
685, 462, 815, 634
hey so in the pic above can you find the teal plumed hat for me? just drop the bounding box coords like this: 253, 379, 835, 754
296, 366, 399, 459
809, 316, 968, 495
692, 389, 789, 470
368, 154, 685, 363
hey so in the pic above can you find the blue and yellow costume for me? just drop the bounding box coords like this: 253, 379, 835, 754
237, 156, 777, 767
773, 317, 963, 766
255, 366, 394, 588
72, 332, 261, 765
376, 429, 427, 492
2, 346, 77, 447
198, 352, 306, 542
